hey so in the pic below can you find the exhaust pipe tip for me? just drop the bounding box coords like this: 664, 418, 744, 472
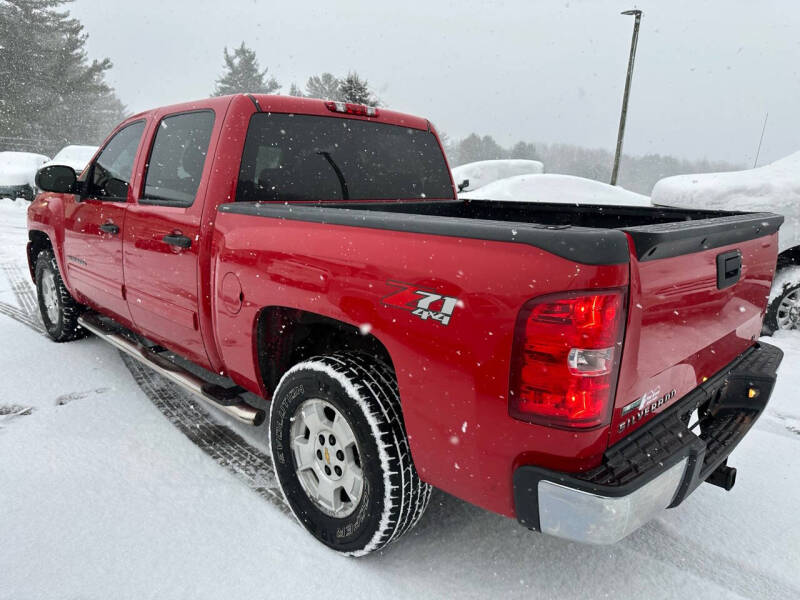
706, 464, 737, 491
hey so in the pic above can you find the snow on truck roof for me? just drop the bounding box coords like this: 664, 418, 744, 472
0, 151, 50, 188
452, 159, 544, 193
43, 145, 98, 172
652, 151, 800, 212
460, 173, 651, 207
652, 151, 800, 253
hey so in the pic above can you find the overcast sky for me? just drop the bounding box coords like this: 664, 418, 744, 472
70, 0, 799, 165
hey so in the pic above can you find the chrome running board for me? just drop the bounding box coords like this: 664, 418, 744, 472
78, 312, 265, 426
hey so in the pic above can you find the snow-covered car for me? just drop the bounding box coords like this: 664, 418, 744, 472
652, 151, 800, 332
42, 145, 98, 175
451, 159, 544, 192
460, 172, 651, 206
0, 151, 50, 201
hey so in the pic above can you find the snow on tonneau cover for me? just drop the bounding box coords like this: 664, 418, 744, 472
609, 212, 782, 444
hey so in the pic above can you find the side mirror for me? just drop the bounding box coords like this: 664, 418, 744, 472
35, 165, 77, 194
457, 178, 470, 193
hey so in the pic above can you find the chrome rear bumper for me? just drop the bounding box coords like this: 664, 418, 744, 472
513, 341, 782, 544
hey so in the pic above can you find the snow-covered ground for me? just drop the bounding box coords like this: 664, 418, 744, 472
652, 151, 800, 254
1, 198, 799, 599
461, 173, 651, 206
451, 159, 544, 192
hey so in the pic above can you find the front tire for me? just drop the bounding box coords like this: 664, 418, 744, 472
35, 249, 86, 342
270, 353, 431, 556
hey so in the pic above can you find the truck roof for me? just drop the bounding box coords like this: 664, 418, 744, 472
123, 94, 432, 132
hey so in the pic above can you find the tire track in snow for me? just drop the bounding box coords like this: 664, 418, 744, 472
0, 301, 44, 333
120, 354, 290, 514
2, 262, 40, 320
633, 520, 800, 599
0, 261, 289, 514
0, 262, 44, 333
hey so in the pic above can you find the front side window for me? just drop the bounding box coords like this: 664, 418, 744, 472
89, 121, 145, 200
236, 114, 454, 202
142, 111, 215, 207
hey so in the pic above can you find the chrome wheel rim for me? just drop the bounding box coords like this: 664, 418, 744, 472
776, 288, 800, 330
290, 398, 364, 518
41, 270, 59, 324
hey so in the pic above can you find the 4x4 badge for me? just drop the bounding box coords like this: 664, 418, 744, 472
382, 281, 460, 326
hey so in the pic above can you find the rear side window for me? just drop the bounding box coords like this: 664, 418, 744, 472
236, 114, 453, 202
142, 110, 215, 207
89, 120, 145, 200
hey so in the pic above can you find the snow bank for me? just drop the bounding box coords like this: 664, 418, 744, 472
461, 173, 651, 206
452, 159, 543, 192
652, 151, 800, 253
0, 197, 30, 208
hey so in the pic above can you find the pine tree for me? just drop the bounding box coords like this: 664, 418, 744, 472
305, 73, 342, 101
510, 141, 538, 161
0, 0, 127, 154
288, 83, 304, 97
213, 42, 279, 96
339, 71, 379, 105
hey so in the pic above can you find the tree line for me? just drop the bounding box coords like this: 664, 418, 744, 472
0, 3, 742, 194
0, 0, 127, 156
212, 42, 381, 106
444, 133, 744, 195
0, 4, 381, 159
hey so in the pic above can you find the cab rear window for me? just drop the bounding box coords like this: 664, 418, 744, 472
236, 113, 453, 202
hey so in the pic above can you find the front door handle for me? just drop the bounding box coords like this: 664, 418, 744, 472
100, 222, 120, 234
162, 234, 192, 249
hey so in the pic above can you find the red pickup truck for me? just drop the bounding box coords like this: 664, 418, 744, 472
28, 94, 783, 556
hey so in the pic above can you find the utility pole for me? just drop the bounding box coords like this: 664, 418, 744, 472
753, 112, 768, 168
610, 9, 643, 186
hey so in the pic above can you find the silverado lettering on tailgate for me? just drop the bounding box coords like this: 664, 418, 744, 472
618, 387, 677, 433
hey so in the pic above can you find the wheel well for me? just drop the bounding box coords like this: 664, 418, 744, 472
27, 230, 53, 282
255, 307, 395, 396
777, 246, 800, 270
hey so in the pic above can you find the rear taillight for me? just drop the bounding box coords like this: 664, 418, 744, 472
324, 100, 379, 117
509, 290, 626, 428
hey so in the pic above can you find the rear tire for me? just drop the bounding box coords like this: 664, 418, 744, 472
765, 280, 800, 334
35, 249, 86, 342
270, 353, 431, 556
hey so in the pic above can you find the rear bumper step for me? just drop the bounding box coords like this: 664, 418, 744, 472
78, 313, 265, 426
513, 341, 783, 544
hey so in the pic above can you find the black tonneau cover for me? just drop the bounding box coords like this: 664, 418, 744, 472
219, 199, 782, 266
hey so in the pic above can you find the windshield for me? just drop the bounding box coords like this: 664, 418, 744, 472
236, 113, 454, 202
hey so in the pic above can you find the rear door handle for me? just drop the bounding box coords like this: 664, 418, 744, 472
99, 222, 119, 234
162, 234, 192, 249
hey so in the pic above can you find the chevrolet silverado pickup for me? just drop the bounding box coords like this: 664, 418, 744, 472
28, 94, 784, 556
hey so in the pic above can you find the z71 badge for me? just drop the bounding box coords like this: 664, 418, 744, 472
382, 281, 461, 326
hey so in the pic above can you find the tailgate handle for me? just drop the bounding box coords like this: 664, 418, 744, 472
717, 250, 741, 289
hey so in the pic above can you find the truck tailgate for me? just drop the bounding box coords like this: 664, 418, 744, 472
609, 213, 782, 444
